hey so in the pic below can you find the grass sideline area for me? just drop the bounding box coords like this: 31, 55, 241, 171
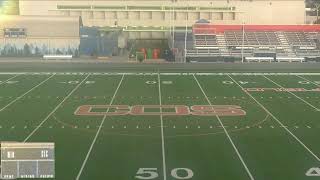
0, 71, 319, 179
0, 61, 320, 72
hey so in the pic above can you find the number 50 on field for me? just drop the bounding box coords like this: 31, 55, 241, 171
135, 168, 194, 179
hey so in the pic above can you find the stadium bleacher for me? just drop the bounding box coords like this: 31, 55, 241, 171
186, 24, 320, 62
284, 32, 315, 47
194, 35, 218, 48
224, 31, 281, 47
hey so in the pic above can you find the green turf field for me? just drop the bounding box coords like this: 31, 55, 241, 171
0, 72, 320, 180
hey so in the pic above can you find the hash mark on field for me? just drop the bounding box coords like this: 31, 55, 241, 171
228, 75, 320, 162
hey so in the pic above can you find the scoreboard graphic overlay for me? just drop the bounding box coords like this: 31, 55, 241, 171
0, 142, 55, 179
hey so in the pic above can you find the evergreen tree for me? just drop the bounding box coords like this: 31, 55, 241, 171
23, 44, 31, 56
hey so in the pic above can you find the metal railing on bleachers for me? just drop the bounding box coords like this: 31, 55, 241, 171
186, 49, 221, 57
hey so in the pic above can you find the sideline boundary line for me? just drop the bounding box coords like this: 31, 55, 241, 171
23, 74, 90, 142
228, 74, 320, 162
0, 72, 320, 76
193, 74, 255, 180
263, 75, 320, 111
76, 74, 125, 180
158, 73, 167, 180
0, 74, 55, 112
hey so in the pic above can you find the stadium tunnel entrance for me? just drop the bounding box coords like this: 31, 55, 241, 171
80, 27, 172, 60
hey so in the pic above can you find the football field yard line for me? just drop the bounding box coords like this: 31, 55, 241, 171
0, 74, 55, 112
158, 73, 167, 180
0, 74, 20, 85
23, 74, 90, 142
193, 74, 255, 180
263, 75, 320, 111
76, 74, 125, 180
296, 75, 320, 87
227, 74, 320, 162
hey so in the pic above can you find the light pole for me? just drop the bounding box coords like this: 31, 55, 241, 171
169, 4, 172, 39
172, 4, 175, 50
316, 4, 320, 23
241, 21, 245, 63
184, 5, 189, 63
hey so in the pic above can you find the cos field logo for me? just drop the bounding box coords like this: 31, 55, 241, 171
75, 105, 246, 116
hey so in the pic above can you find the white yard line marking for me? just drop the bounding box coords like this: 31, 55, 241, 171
227, 75, 320, 162
1, 72, 320, 76
193, 74, 255, 180
76, 74, 125, 180
0, 74, 55, 112
23, 74, 90, 142
158, 73, 167, 180
296, 75, 320, 87
263, 75, 320, 111
0, 74, 20, 85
